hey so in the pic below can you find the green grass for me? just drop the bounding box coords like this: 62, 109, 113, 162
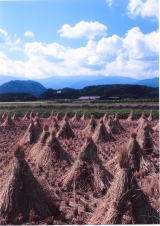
0, 100, 158, 119
91, 98, 159, 104
0, 108, 158, 119
0, 101, 158, 109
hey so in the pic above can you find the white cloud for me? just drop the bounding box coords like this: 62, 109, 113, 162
24, 30, 35, 38
0, 51, 25, 76
58, 21, 107, 39
123, 27, 159, 59
6, 37, 23, 51
106, 0, 115, 7
104, 55, 158, 79
97, 35, 123, 58
127, 0, 159, 19
0, 28, 8, 42
0, 26, 158, 80
0, 29, 23, 52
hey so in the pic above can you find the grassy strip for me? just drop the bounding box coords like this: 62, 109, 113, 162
0, 108, 159, 119
0, 102, 158, 110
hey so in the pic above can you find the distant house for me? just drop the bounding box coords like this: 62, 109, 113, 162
78, 96, 100, 100
107, 96, 121, 100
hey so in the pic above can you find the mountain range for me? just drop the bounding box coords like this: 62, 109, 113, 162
136, 77, 159, 88
69, 77, 159, 89
0, 75, 158, 90
35, 76, 159, 89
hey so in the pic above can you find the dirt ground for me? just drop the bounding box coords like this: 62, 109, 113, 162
0, 116, 159, 224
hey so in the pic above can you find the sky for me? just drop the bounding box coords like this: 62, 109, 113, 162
0, 0, 159, 80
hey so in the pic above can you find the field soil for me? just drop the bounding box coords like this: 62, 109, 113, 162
0, 114, 159, 224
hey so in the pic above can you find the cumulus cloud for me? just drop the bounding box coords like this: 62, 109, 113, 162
123, 27, 158, 59
97, 35, 123, 58
127, 0, 159, 19
104, 55, 158, 79
24, 30, 35, 38
0, 26, 158, 79
0, 28, 8, 42
58, 21, 107, 39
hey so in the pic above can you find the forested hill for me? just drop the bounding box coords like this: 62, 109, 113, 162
40, 84, 158, 100
0, 80, 46, 96
0, 84, 158, 101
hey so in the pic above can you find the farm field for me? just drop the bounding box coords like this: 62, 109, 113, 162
0, 108, 159, 224
0, 100, 159, 119
0, 0, 159, 223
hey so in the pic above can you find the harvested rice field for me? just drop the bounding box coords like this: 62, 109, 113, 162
0, 110, 159, 224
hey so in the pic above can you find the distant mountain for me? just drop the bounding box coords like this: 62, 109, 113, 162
69, 76, 138, 89
0, 75, 103, 89
136, 77, 159, 87
37, 76, 159, 89
0, 80, 46, 96
0, 75, 158, 91
36, 75, 104, 89
37, 75, 139, 89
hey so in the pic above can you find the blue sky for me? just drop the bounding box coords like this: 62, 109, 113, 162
0, 0, 158, 79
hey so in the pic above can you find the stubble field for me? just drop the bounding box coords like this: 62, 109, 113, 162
0, 102, 159, 224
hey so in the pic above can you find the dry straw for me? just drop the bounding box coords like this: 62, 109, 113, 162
12, 113, 20, 122
153, 121, 159, 132
148, 110, 154, 121
83, 114, 97, 135
81, 113, 87, 121
20, 119, 42, 146
49, 110, 55, 120
103, 113, 108, 123
22, 112, 30, 120
127, 110, 135, 121
55, 112, 61, 121
56, 118, 74, 139
126, 133, 141, 172
92, 120, 114, 143
130, 175, 159, 224
88, 150, 132, 224
0, 145, 60, 223
105, 132, 158, 174
136, 115, 149, 132
50, 117, 59, 132
106, 115, 121, 134
72, 112, 80, 122
62, 112, 69, 122
29, 111, 35, 119
2, 112, 8, 120
29, 124, 50, 159
114, 113, 125, 131
126, 132, 158, 173
62, 137, 113, 193
88, 149, 159, 224
137, 112, 147, 123
1, 114, 15, 126
35, 130, 72, 169
137, 122, 154, 154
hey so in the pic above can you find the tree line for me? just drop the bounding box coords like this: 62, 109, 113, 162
0, 84, 158, 101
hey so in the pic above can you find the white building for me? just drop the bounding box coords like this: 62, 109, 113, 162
78, 96, 100, 100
